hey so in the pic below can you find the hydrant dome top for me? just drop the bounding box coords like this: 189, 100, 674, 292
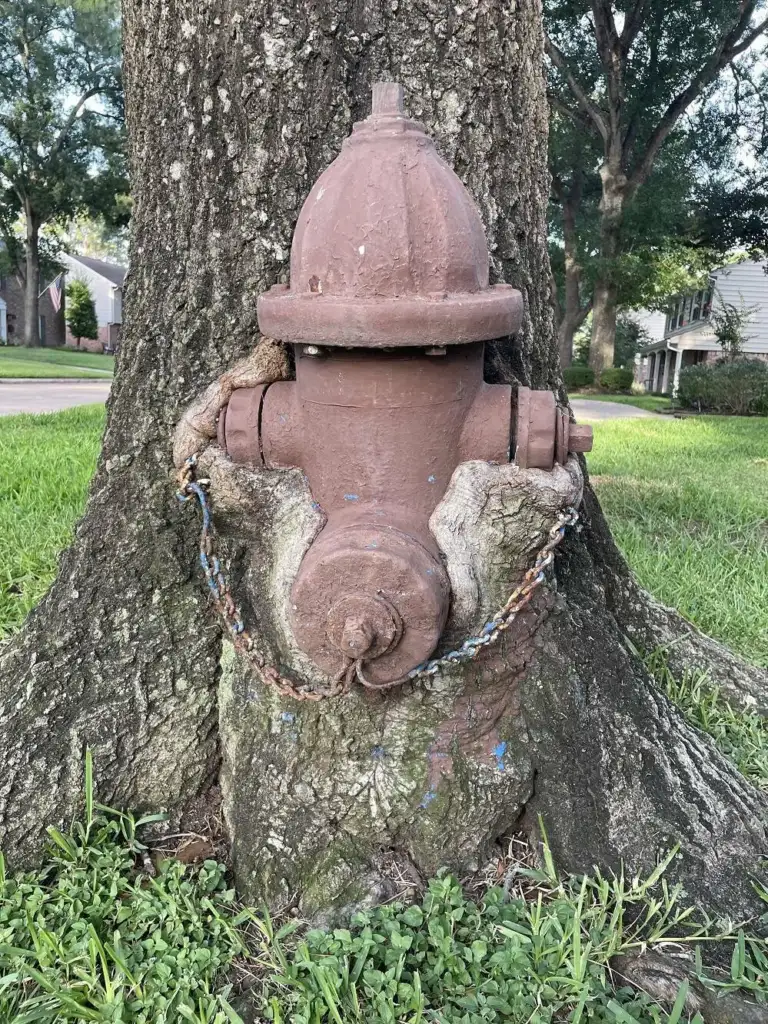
257, 82, 523, 347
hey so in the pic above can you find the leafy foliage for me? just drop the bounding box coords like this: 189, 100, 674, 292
0, 755, 247, 1023
677, 359, 768, 415
65, 279, 99, 344
598, 368, 634, 393
563, 365, 595, 389
0, 0, 127, 343
710, 297, 757, 361
254, 852, 768, 1024
545, 0, 768, 368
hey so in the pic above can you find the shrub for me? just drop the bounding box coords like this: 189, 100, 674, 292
563, 364, 595, 389
65, 278, 99, 348
599, 366, 634, 392
677, 359, 768, 416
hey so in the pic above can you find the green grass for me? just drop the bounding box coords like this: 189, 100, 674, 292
587, 416, 768, 666
1, 761, 766, 1023
0, 406, 105, 637
645, 649, 768, 789
0, 346, 114, 378
573, 393, 671, 413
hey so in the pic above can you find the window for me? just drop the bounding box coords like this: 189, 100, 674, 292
39, 315, 46, 344
667, 288, 713, 335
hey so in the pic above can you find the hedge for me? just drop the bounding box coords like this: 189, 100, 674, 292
563, 365, 595, 389
677, 359, 768, 416
598, 367, 634, 393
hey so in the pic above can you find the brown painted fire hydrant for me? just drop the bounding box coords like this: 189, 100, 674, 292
217, 83, 592, 685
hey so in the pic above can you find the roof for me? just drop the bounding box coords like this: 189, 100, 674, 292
67, 253, 127, 287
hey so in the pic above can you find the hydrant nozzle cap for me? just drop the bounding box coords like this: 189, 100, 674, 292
257, 82, 523, 349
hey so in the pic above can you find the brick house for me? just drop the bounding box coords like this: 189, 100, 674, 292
60, 253, 126, 352
0, 269, 66, 347
637, 260, 768, 394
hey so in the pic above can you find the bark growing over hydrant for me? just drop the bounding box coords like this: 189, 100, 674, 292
0, 0, 766, 940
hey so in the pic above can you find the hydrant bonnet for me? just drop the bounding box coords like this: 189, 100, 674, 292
257, 82, 523, 347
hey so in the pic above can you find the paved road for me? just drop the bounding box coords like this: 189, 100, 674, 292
0, 380, 111, 415
570, 398, 656, 421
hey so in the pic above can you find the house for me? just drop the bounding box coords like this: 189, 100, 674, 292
60, 253, 126, 352
0, 269, 66, 347
637, 260, 768, 394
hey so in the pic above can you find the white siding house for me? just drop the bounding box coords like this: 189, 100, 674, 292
637, 260, 768, 394
60, 252, 126, 352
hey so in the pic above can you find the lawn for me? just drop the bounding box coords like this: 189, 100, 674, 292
0, 345, 114, 378
570, 392, 671, 412
0, 405, 105, 637
587, 415, 768, 666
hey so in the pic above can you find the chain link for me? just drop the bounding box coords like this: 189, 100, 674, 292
176, 455, 578, 701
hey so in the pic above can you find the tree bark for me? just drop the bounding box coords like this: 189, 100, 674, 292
557, 191, 589, 368
589, 168, 625, 374
0, 0, 766, 926
23, 202, 41, 348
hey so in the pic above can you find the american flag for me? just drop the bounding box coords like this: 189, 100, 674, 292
48, 274, 64, 313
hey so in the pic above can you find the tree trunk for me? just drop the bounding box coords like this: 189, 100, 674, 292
0, 0, 766, 926
589, 168, 625, 374
557, 194, 588, 368
589, 271, 618, 374
23, 203, 41, 348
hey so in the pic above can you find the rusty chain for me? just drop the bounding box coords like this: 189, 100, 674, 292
176, 454, 578, 701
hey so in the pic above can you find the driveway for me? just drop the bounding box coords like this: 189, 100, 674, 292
0, 380, 111, 415
570, 398, 656, 421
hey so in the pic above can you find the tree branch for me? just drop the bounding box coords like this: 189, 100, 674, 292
49, 86, 102, 158
619, 0, 649, 56
544, 34, 609, 142
628, 2, 768, 193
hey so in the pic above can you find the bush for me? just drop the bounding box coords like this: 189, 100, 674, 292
599, 367, 634, 392
677, 359, 768, 416
563, 364, 595, 389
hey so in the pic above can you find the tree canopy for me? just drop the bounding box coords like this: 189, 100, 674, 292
0, 0, 126, 345
545, 0, 768, 370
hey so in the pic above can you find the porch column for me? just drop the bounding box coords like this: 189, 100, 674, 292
654, 351, 664, 392
670, 348, 682, 396
661, 348, 673, 393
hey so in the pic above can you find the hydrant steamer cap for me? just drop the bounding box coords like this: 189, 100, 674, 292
257, 82, 523, 347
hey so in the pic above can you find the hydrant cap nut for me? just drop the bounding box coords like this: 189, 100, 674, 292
257, 82, 523, 347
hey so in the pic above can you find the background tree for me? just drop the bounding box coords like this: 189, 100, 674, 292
0, 0, 766, 976
65, 278, 98, 348
545, 0, 768, 373
0, 0, 126, 347
711, 295, 757, 360
549, 126, 721, 366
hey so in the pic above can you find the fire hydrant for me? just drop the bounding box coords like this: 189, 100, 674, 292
217, 82, 592, 685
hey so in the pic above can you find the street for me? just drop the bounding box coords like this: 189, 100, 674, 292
0, 380, 111, 415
